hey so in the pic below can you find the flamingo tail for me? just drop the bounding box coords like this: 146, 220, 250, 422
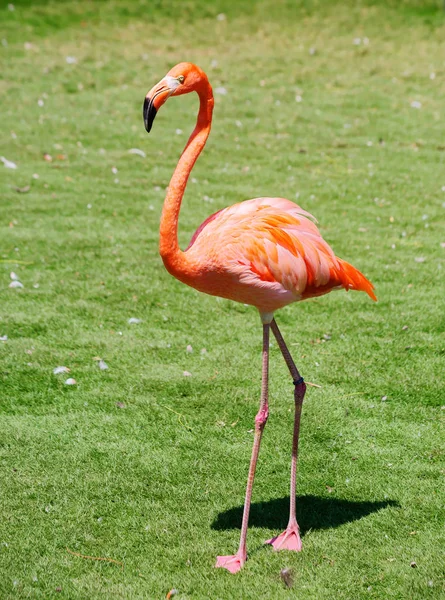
337, 259, 377, 301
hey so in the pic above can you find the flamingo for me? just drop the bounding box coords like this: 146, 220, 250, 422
143, 62, 376, 574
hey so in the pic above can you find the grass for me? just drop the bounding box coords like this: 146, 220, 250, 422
1, 0, 445, 597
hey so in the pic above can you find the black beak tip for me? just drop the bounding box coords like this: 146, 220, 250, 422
143, 97, 157, 133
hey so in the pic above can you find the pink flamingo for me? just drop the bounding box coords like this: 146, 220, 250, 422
143, 63, 376, 574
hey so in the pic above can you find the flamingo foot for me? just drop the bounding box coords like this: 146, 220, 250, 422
215, 551, 246, 573
265, 523, 302, 551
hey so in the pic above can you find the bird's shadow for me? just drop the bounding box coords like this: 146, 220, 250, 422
212, 495, 398, 534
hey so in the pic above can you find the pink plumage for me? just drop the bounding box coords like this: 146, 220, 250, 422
184, 197, 376, 314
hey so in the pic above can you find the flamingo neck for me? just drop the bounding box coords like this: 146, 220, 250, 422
159, 85, 214, 276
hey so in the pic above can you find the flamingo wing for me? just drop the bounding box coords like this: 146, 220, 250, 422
187, 198, 376, 303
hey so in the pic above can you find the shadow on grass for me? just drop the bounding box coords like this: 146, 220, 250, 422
212, 495, 398, 534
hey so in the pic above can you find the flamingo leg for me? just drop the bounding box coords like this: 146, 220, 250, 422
265, 318, 306, 551
215, 323, 270, 573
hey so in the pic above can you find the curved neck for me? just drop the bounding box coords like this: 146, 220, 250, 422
159, 85, 214, 274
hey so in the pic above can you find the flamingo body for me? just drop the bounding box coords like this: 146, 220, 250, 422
180, 196, 376, 315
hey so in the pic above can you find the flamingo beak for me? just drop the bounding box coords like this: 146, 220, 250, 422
143, 79, 170, 133
143, 75, 183, 133
143, 95, 158, 133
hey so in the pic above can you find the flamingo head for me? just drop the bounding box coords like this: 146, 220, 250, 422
143, 62, 209, 133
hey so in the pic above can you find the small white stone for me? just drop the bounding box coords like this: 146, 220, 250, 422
186, 345, 193, 353
98, 360, 108, 370
175, 128, 183, 135
65, 56, 77, 64
65, 378, 77, 385
37, 99, 44, 107
8, 4, 15, 11
32, 173, 39, 179
128, 318, 142, 324
429, 72, 436, 80
183, 371, 192, 377
53, 367, 71, 375
1, 156, 17, 169
0, 335, 7, 342
128, 148, 146, 158
216, 13, 226, 20
111, 166, 118, 174
9, 281, 23, 289
415, 257, 426, 263
53, 366, 70, 374
10, 272, 19, 280
410, 100, 422, 109
295, 94, 302, 102
309, 47, 316, 55
87, 203, 92, 209
353, 37, 361, 45
215, 87, 228, 95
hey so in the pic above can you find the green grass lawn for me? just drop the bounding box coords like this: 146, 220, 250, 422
1, 0, 445, 597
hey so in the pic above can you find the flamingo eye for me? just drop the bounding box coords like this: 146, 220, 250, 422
177, 75, 185, 84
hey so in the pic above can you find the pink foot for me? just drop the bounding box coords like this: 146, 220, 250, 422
215, 551, 246, 574
265, 524, 302, 551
